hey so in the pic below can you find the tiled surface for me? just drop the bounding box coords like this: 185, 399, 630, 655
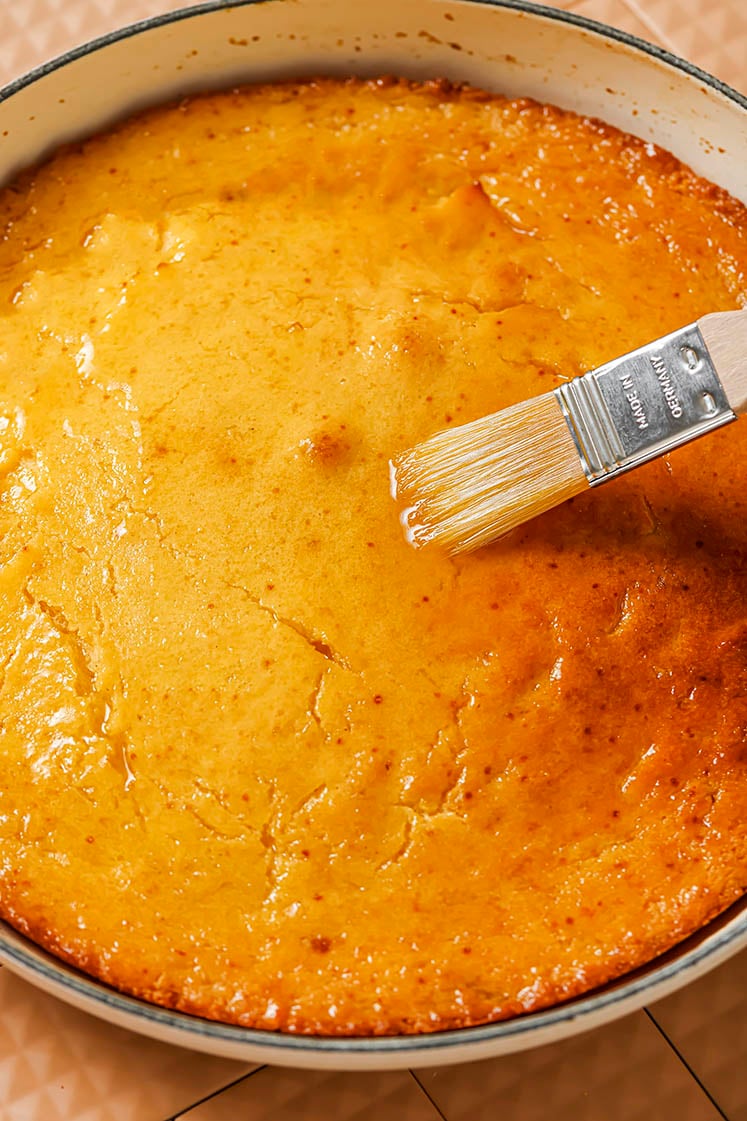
650, 950, 747, 1121
543, 0, 671, 42
0, 966, 252, 1121
180, 1068, 445, 1121
0, 0, 208, 81
623, 0, 747, 84
415, 1012, 726, 1121
0, 1, 744, 1119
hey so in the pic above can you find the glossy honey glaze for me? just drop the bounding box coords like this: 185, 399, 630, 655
0, 79, 745, 1034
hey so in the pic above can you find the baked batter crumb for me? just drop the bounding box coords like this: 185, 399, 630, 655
0, 78, 744, 1035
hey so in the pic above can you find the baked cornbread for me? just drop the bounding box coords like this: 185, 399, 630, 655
0, 77, 745, 1035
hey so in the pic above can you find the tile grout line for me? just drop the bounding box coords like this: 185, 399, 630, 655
643, 1009, 731, 1121
167, 1065, 267, 1120
618, 0, 682, 52
409, 1070, 451, 1121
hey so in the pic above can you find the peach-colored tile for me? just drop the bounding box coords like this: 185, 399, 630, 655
649, 948, 747, 1121
568, 0, 668, 46
179, 1067, 442, 1121
622, 0, 747, 91
0, 0, 208, 87
415, 1010, 723, 1121
0, 966, 253, 1121
620, 0, 683, 52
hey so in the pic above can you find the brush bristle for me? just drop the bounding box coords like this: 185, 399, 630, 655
391, 391, 589, 554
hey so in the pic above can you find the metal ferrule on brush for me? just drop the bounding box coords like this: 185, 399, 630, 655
554, 322, 737, 485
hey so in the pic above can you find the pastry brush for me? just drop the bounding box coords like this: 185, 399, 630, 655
391, 309, 747, 554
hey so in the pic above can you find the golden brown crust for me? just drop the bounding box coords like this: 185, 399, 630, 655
0, 77, 745, 1036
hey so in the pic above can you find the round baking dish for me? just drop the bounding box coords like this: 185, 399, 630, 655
0, 0, 745, 1071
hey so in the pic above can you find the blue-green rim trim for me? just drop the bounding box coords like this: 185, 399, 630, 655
0, 0, 745, 1054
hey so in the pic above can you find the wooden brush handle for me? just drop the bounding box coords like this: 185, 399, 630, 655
698, 308, 747, 415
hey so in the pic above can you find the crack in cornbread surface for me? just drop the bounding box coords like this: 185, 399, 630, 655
0, 78, 745, 1034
